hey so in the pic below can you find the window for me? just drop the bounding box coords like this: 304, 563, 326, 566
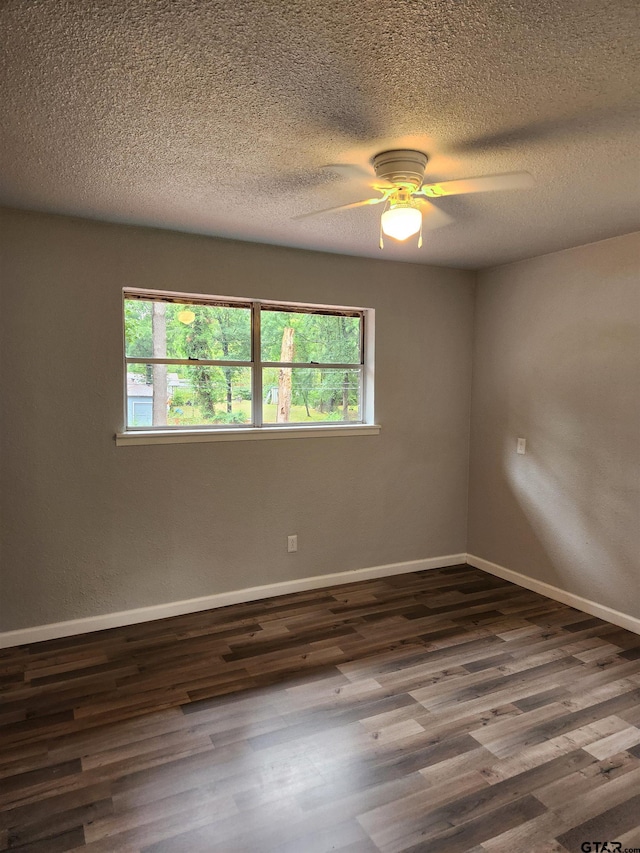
122, 289, 374, 436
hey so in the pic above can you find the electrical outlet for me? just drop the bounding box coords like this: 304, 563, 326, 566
287, 534, 298, 553
517, 437, 527, 455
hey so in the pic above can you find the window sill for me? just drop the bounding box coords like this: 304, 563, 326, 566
115, 424, 381, 446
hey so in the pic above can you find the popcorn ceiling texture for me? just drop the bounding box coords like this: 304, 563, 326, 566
0, 0, 638, 267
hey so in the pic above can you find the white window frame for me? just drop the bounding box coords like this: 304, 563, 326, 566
116, 288, 378, 446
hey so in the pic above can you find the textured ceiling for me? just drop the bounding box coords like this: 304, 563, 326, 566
1, 0, 639, 268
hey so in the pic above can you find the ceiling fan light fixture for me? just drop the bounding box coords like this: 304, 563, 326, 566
381, 205, 422, 241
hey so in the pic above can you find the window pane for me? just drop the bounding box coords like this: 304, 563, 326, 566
260, 309, 361, 364
127, 365, 252, 427
262, 367, 361, 424
125, 299, 251, 361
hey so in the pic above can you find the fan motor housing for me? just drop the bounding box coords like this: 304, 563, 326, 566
373, 149, 428, 190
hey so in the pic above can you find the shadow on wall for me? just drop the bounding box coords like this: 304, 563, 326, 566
503, 320, 640, 612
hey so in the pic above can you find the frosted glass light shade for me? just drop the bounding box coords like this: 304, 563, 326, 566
381, 206, 422, 241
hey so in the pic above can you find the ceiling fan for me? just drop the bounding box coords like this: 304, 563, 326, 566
295, 150, 533, 248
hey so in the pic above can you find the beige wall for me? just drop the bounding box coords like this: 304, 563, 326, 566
0, 208, 475, 632
468, 233, 640, 619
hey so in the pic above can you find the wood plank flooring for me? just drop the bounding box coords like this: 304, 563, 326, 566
1, 564, 639, 852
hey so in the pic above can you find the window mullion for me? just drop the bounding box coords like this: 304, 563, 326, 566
261, 362, 359, 370
252, 302, 262, 427
125, 357, 250, 367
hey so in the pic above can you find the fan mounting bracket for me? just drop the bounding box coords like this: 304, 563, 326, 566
372, 150, 428, 191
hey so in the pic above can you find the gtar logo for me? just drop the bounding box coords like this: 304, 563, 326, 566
580, 843, 622, 852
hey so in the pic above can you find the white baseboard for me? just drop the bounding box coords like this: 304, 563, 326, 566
466, 553, 640, 635
4, 552, 636, 649
0, 553, 467, 649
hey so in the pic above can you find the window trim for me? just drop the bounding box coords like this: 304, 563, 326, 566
120, 288, 376, 442
115, 423, 380, 446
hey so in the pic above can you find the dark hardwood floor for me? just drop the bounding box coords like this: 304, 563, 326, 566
1, 564, 640, 852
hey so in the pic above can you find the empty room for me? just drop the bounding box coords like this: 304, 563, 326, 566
0, 1, 639, 851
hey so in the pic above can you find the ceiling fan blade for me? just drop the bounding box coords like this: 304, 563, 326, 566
322, 163, 395, 189
417, 172, 534, 198
414, 199, 454, 230
293, 192, 390, 220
